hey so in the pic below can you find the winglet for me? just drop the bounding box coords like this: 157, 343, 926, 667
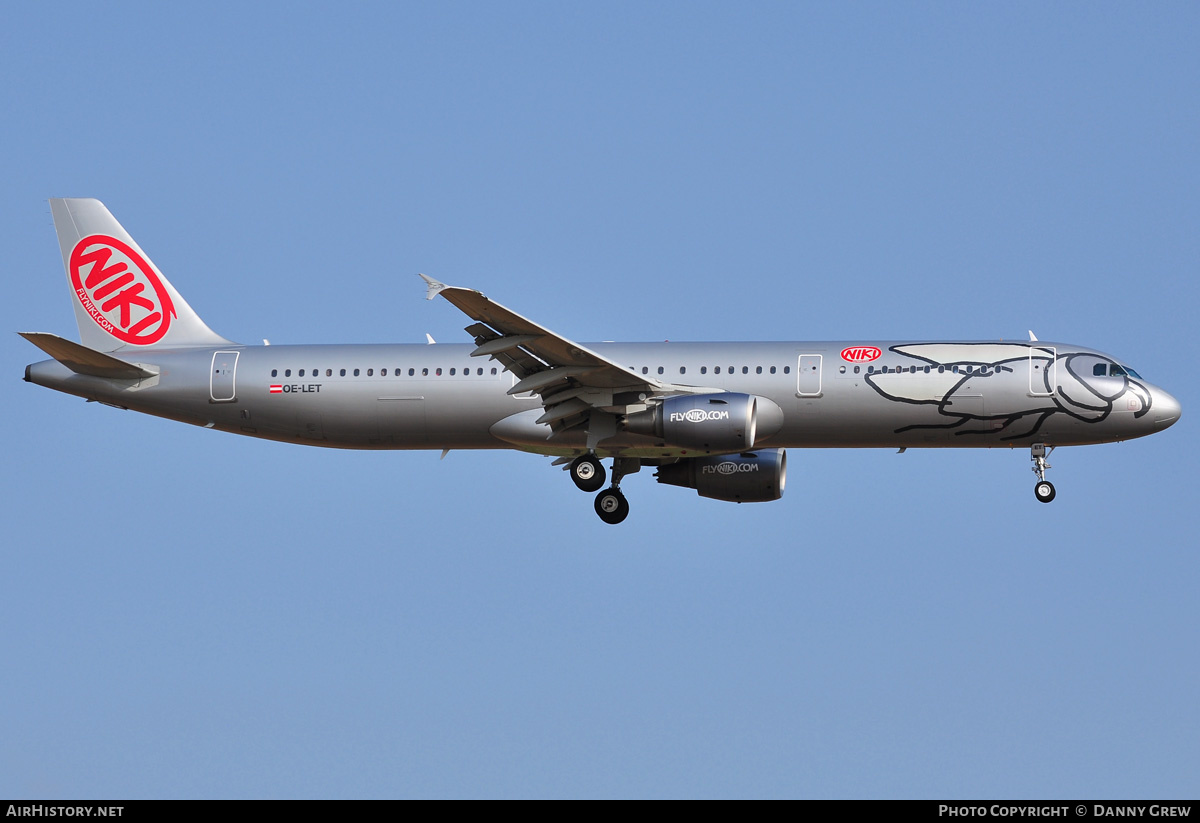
419, 273, 448, 301
1028, 330, 1038, 342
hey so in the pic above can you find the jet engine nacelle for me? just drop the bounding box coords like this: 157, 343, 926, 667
625, 393, 782, 452
655, 449, 787, 503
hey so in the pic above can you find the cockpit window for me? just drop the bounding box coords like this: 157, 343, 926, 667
1094, 363, 1142, 379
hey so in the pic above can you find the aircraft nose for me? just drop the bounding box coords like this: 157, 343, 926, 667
1152, 388, 1181, 429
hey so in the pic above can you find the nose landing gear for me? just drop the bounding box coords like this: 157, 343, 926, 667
1031, 443, 1056, 503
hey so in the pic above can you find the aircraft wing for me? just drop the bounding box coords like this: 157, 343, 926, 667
420, 275, 700, 432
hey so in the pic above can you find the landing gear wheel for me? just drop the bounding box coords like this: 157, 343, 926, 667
570, 455, 606, 493
1030, 444, 1057, 504
594, 487, 629, 524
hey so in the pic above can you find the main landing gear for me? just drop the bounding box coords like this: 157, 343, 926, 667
594, 487, 629, 525
569, 454, 639, 524
569, 455, 606, 492
1031, 443, 1056, 503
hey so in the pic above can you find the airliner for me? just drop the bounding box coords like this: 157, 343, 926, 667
22, 199, 1181, 523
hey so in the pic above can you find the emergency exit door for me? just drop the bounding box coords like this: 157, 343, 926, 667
210, 351, 239, 402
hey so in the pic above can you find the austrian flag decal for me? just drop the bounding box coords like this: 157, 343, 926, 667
69, 234, 176, 345
269, 385, 283, 393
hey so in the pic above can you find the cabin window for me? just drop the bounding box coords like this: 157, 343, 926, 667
491, 368, 498, 375
867, 366, 874, 374
770, 366, 776, 374
271, 369, 277, 377
784, 366, 790, 374
352, 368, 359, 376
285, 369, 292, 377
701, 366, 707, 374
714, 366, 721, 374
679, 366, 686, 375
449, 368, 456, 376
657, 366, 664, 375
436, 368, 442, 376
854, 366, 860, 374
422, 368, 429, 376
366, 368, 372, 376
924, 366, 930, 374
642, 367, 649, 375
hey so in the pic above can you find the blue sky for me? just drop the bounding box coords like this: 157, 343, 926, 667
2, 2, 1197, 798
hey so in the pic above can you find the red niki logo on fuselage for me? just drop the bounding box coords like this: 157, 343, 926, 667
69, 234, 176, 346
840, 346, 881, 363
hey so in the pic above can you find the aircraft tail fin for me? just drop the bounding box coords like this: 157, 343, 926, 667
49, 198, 232, 352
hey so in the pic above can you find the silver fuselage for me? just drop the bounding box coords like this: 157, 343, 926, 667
25, 340, 1182, 458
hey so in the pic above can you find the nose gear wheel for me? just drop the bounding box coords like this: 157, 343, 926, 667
1031, 444, 1057, 503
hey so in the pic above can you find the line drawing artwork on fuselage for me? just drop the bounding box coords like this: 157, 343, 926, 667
864, 343, 1153, 440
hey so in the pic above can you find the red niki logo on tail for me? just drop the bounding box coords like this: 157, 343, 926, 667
69, 234, 176, 345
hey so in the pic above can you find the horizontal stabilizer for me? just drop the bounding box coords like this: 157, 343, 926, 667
19, 332, 156, 379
